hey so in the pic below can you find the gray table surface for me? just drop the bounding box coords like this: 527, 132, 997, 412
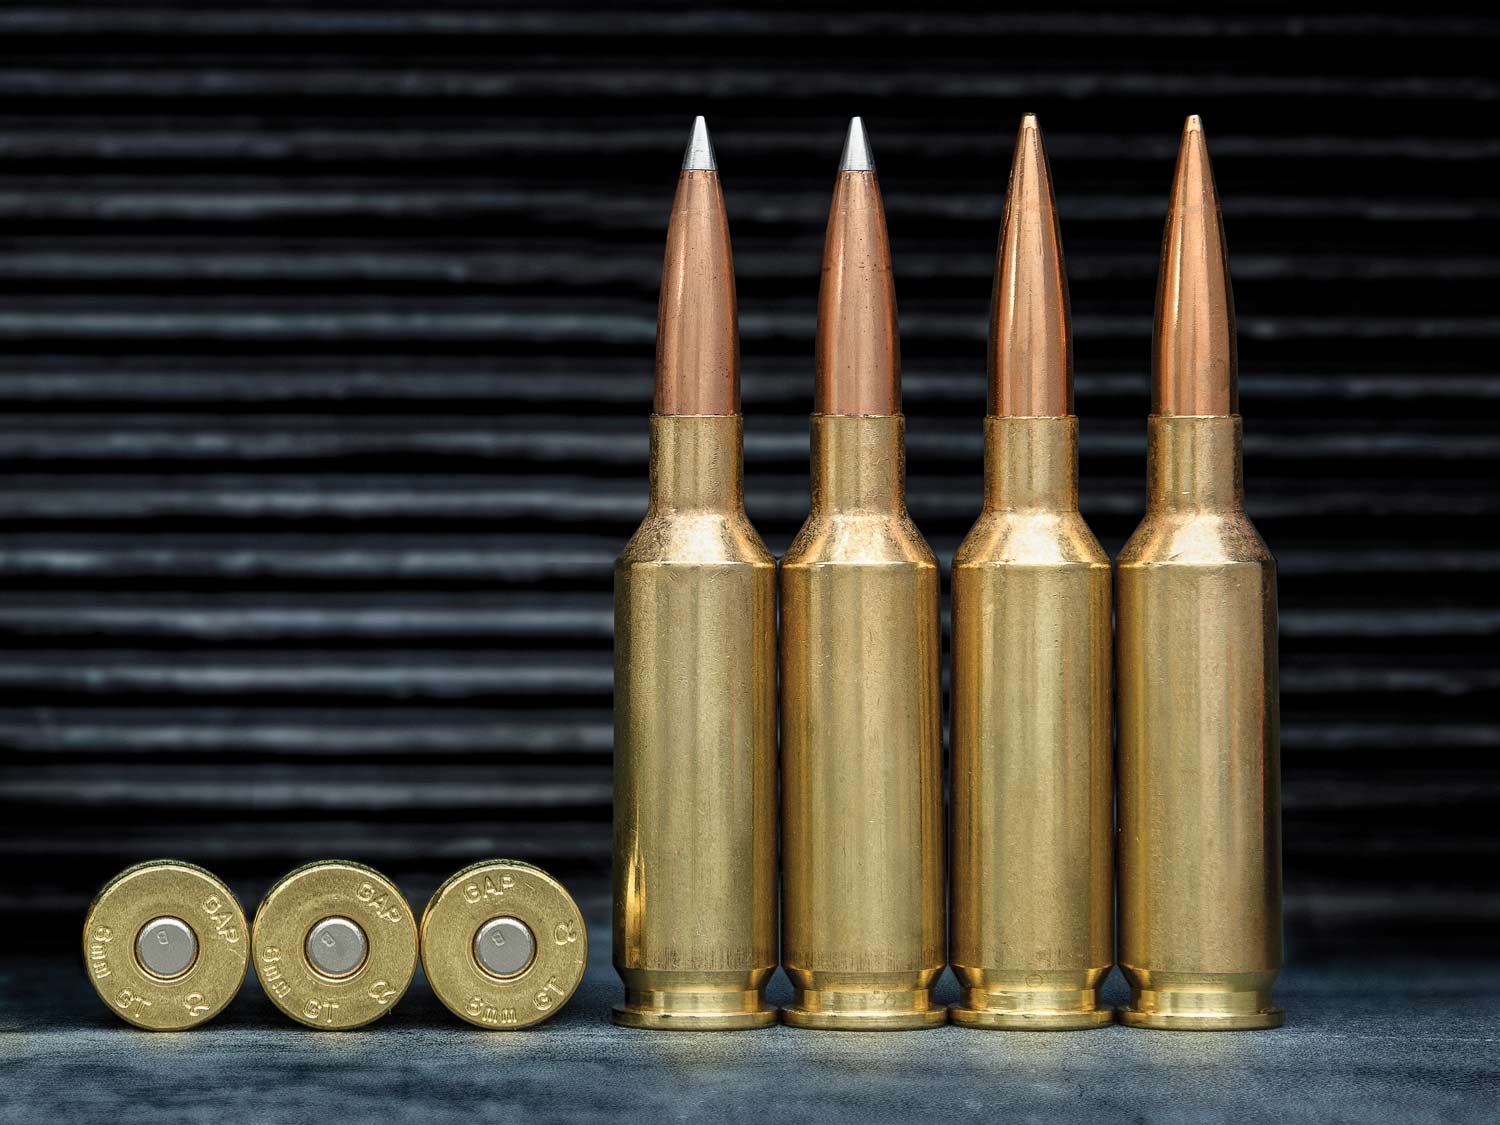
3, 943, 1497, 1124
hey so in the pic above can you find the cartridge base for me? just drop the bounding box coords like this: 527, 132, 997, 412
951, 985, 1112, 1031
1120, 979, 1283, 1031
782, 988, 944, 1031
612, 987, 776, 1031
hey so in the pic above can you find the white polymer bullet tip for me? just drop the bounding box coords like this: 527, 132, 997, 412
682, 115, 717, 171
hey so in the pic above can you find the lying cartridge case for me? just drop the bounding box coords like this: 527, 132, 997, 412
780, 119, 945, 1031
949, 116, 1113, 1030
251, 859, 418, 1029
422, 859, 587, 1029
82, 860, 248, 1030
612, 117, 778, 1031
1116, 116, 1283, 1031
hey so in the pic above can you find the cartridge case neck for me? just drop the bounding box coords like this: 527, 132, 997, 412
982, 415, 1079, 511
1146, 414, 1244, 513
808, 413, 906, 514
648, 413, 745, 513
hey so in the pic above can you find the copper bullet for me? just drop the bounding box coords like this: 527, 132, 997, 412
654, 115, 739, 416
614, 118, 778, 1030
814, 116, 900, 415
989, 114, 1072, 417
950, 115, 1113, 1029
781, 118, 945, 1030
1153, 114, 1237, 417
1116, 116, 1283, 1031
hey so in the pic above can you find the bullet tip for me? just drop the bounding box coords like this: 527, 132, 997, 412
839, 116, 875, 172
1184, 114, 1204, 134
682, 115, 717, 171
1020, 112, 1040, 130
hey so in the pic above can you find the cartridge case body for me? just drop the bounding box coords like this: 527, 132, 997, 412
780, 413, 945, 1030
613, 413, 778, 1030
1116, 415, 1283, 1030
950, 416, 1113, 1028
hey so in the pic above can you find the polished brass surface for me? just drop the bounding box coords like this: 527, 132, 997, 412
950, 417, 1113, 1029
422, 859, 588, 1029
82, 860, 248, 1030
989, 114, 1071, 418
1153, 116, 1237, 417
612, 413, 778, 1030
780, 414, 944, 1030
1116, 416, 1282, 1030
251, 860, 417, 1030
815, 159, 900, 414
654, 166, 738, 416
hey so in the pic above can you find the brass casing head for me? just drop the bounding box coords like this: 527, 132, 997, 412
251, 860, 417, 1030
82, 860, 248, 1030
1116, 416, 1283, 1030
780, 414, 945, 1030
949, 416, 1114, 1029
422, 859, 587, 1029
613, 414, 778, 1030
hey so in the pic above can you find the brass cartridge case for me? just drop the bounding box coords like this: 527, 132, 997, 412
780, 413, 945, 1030
82, 860, 248, 1030
251, 859, 418, 1030
422, 859, 588, 1029
1116, 415, 1283, 1030
950, 416, 1113, 1029
612, 413, 778, 1030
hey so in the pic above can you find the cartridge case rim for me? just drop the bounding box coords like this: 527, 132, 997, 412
949, 1007, 1114, 1031
612, 988, 779, 1031
781, 988, 947, 1032
1119, 1010, 1284, 1032
251, 859, 417, 1030
82, 859, 248, 1031
423, 859, 587, 1030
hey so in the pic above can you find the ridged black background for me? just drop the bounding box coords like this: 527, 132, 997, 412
0, 3, 1494, 959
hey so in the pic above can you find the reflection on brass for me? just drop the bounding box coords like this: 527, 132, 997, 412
1116, 117, 1283, 1031
951, 117, 1111, 1030
251, 860, 417, 1030
82, 860, 248, 1030
422, 859, 587, 1029
612, 118, 778, 1031
782, 121, 942, 1031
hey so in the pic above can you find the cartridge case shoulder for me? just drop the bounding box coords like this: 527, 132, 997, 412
781, 511, 936, 571
955, 510, 1108, 571
1117, 509, 1272, 570
618, 512, 774, 571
